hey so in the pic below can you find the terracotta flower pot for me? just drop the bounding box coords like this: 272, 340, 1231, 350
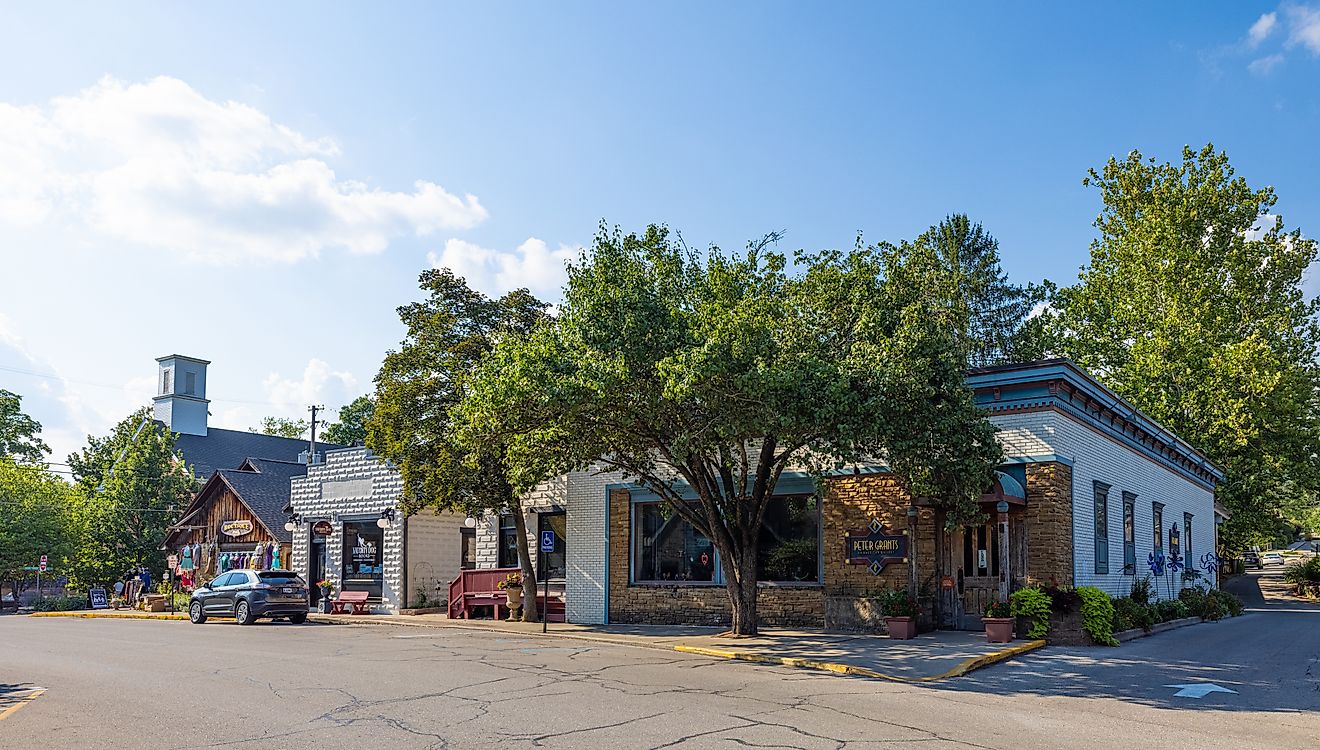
885, 616, 917, 640
982, 616, 1015, 643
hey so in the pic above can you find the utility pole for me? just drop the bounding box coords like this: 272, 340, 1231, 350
308, 404, 325, 465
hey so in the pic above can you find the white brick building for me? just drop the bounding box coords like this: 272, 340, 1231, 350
289, 447, 464, 613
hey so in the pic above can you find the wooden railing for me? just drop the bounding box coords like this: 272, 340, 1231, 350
447, 567, 518, 618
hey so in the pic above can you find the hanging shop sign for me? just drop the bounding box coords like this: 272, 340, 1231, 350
220, 520, 254, 537
845, 518, 909, 576
312, 520, 334, 536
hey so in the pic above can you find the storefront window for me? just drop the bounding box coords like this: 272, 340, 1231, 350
1093, 481, 1110, 575
1184, 512, 1193, 564
632, 496, 820, 584
342, 521, 383, 597
758, 495, 819, 582
1152, 502, 1165, 576
633, 503, 716, 582
460, 527, 476, 570
498, 515, 520, 568
538, 512, 567, 580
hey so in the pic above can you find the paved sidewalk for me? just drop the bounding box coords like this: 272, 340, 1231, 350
304, 613, 1044, 681
25, 608, 1043, 681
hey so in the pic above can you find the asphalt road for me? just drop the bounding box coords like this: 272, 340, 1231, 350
1, 591, 1316, 749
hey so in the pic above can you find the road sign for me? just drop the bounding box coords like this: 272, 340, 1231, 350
167, 554, 179, 570
1164, 683, 1237, 699
540, 530, 556, 553
39, 554, 47, 572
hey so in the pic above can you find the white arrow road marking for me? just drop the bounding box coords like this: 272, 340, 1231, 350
1164, 683, 1238, 699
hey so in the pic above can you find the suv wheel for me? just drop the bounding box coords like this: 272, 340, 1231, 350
235, 600, 256, 626
189, 601, 207, 624
288, 613, 307, 625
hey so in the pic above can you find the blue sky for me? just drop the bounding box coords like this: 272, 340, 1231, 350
1, 2, 1317, 464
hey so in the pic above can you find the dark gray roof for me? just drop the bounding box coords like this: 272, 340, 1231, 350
215, 460, 310, 544
169, 425, 344, 480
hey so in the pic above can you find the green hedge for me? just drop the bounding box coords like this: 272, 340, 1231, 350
29, 594, 89, 612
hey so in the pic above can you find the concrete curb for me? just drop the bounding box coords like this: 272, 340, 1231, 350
673, 639, 1047, 683
1114, 616, 1202, 642
29, 611, 188, 621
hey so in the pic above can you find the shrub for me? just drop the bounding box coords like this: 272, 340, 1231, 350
877, 588, 919, 618
1042, 584, 1082, 614
1153, 599, 1190, 622
1128, 575, 1155, 605
1210, 589, 1244, 617
1077, 586, 1119, 646
984, 599, 1013, 618
30, 594, 88, 612
1111, 596, 1156, 632
1283, 557, 1320, 595
1010, 587, 1052, 638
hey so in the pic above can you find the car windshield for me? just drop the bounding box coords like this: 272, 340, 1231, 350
257, 572, 305, 585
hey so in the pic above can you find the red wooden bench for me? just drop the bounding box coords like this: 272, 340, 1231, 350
331, 590, 370, 615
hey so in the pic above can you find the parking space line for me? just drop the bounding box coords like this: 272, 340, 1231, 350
0, 688, 46, 722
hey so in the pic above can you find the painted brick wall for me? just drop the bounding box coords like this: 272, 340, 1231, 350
404, 511, 465, 608
289, 447, 406, 613
990, 409, 1059, 457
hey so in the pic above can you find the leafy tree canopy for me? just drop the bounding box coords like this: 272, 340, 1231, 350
0, 389, 50, 465
0, 458, 73, 590
1047, 144, 1320, 546
65, 408, 197, 588
459, 224, 1002, 634
251, 416, 309, 440
367, 267, 548, 619
323, 396, 374, 447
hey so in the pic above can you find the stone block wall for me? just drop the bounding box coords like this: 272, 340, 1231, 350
1024, 461, 1073, 587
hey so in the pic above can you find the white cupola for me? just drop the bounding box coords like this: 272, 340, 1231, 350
152, 354, 210, 436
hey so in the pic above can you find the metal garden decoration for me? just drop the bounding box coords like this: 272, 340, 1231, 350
1200, 551, 1221, 578
1147, 550, 1166, 578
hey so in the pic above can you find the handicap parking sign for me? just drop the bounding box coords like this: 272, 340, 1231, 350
540, 530, 556, 553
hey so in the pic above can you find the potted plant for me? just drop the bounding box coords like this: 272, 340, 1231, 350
983, 600, 1015, 643
497, 572, 523, 619
878, 589, 919, 640
315, 580, 334, 613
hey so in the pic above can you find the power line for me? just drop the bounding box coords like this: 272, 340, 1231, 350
0, 362, 315, 407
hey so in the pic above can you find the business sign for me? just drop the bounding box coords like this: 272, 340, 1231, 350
845, 518, 908, 576
220, 520, 254, 537
89, 587, 109, 609
540, 530, 556, 553
312, 520, 334, 536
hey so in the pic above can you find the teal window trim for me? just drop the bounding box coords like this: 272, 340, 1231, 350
1122, 491, 1136, 574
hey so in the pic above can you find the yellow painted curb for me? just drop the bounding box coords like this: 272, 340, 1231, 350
29, 611, 187, 621
674, 639, 1046, 683
0, 689, 45, 722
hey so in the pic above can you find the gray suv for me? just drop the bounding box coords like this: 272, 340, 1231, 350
188, 569, 309, 625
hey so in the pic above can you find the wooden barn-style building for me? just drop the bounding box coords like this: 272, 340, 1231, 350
164, 458, 309, 580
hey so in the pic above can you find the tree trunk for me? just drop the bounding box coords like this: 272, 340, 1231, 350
511, 506, 539, 622
721, 540, 760, 636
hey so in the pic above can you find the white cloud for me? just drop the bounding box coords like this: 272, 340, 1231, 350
0, 76, 488, 264
1248, 52, 1286, 74
1249, 12, 1279, 46
260, 358, 359, 415
427, 237, 580, 300
1285, 3, 1320, 53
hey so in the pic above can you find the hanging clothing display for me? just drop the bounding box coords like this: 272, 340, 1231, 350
271, 545, 282, 569
179, 545, 195, 571
263, 543, 273, 570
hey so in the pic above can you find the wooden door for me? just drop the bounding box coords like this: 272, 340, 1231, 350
956, 523, 1002, 629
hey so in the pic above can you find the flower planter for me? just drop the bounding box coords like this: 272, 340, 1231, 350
504, 589, 523, 619
884, 616, 917, 640
982, 616, 1015, 643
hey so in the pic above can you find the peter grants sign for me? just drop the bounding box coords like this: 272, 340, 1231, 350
845, 518, 908, 575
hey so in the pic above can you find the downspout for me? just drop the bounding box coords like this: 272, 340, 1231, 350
400, 512, 408, 613
602, 486, 610, 625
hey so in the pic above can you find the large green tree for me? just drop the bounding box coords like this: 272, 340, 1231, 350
895, 215, 1048, 367
251, 416, 309, 439
0, 390, 50, 465
323, 396, 375, 446
66, 408, 198, 588
1048, 144, 1320, 547
0, 458, 73, 600
459, 224, 1002, 635
367, 268, 549, 621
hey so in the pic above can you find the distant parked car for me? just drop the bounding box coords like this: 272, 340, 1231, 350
1241, 551, 1261, 569
188, 569, 309, 625
1262, 551, 1285, 566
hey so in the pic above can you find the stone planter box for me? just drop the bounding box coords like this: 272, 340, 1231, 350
399, 607, 445, 616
